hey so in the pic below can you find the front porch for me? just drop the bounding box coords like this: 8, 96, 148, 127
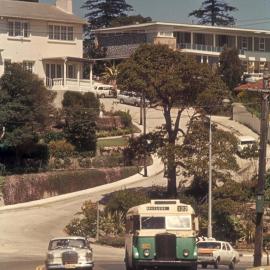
43, 56, 94, 92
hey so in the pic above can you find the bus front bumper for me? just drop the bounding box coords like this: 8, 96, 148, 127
135, 260, 197, 267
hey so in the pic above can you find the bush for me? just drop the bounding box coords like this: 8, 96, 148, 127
43, 131, 65, 143
113, 110, 132, 128
49, 140, 74, 158
92, 153, 124, 168
105, 189, 149, 215
97, 235, 125, 248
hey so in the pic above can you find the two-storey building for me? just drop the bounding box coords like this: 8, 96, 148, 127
95, 22, 270, 76
0, 0, 94, 92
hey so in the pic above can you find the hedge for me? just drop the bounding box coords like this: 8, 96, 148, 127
2, 166, 138, 205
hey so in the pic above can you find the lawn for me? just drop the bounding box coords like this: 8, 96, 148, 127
97, 136, 129, 148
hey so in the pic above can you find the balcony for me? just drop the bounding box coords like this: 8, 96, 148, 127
177, 43, 245, 55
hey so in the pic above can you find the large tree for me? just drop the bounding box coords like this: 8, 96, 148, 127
0, 63, 55, 163
117, 44, 230, 197
82, 0, 133, 30
189, 0, 238, 26
219, 47, 243, 91
110, 15, 152, 27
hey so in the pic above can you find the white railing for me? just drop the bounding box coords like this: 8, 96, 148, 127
53, 78, 64, 86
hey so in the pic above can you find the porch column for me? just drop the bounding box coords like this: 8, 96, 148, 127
77, 64, 80, 90
64, 58, 67, 87
191, 32, 194, 47
213, 34, 216, 48
235, 35, 238, 48
89, 63, 93, 89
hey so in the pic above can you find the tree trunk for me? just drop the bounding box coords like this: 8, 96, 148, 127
167, 144, 177, 198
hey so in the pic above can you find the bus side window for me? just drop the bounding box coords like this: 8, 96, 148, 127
133, 215, 140, 231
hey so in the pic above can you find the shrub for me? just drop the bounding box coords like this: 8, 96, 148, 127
44, 131, 65, 143
97, 235, 125, 248
65, 200, 97, 237
113, 110, 132, 128
105, 189, 149, 215
92, 153, 124, 168
49, 140, 74, 158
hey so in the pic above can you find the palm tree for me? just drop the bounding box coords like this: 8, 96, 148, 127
101, 64, 119, 88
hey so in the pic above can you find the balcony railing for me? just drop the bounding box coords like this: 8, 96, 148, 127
178, 43, 245, 55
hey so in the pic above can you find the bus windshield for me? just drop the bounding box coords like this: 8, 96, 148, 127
141, 216, 191, 230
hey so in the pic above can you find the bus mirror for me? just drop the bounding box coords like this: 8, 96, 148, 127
194, 217, 199, 232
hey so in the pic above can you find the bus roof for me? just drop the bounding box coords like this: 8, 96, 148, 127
127, 199, 195, 216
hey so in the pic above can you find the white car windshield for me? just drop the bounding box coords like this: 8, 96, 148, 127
49, 239, 87, 250
141, 216, 191, 230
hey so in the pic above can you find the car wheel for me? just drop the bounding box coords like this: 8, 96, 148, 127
120, 99, 124, 104
214, 258, 220, 269
134, 102, 139, 107
202, 263, 208, 268
229, 259, 235, 270
100, 94, 105, 98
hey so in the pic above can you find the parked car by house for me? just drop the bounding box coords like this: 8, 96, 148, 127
197, 239, 239, 269
117, 91, 150, 106
45, 236, 94, 270
92, 84, 117, 98
237, 136, 258, 154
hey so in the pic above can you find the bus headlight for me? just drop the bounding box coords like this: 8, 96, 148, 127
183, 249, 189, 257
143, 249, 150, 257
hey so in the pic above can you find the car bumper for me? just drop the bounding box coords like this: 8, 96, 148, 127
46, 262, 94, 269
198, 256, 216, 264
135, 259, 197, 267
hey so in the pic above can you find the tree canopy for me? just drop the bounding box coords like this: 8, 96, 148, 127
0, 63, 55, 157
219, 47, 243, 91
117, 44, 231, 197
189, 0, 238, 26
82, 0, 133, 30
110, 15, 152, 27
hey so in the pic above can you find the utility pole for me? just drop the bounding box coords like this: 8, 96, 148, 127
140, 96, 143, 125
96, 201, 100, 241
254, 70, 270, 266
143, 89, 147, 177
208, 115, 213, 239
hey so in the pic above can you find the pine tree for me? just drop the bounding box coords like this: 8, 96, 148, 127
189, 0, 238, 26
82, 0, 133, 29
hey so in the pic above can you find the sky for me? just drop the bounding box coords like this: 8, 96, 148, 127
40, 0, 270, 30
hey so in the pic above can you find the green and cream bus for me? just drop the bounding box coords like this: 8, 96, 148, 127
125, 199, 199, 270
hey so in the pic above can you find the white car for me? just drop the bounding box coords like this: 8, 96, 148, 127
45, 236, 94, 270
197, 240, 239, 269
93, 84, 117, 98
237, 136, 257, 153
117, 91, 150, 106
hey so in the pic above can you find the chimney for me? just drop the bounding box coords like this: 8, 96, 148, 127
56, 0, 73, 14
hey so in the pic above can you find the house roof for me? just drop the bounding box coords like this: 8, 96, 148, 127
235, 80, 269, 91
0, 0, 86, 24
94, 21, 270, 36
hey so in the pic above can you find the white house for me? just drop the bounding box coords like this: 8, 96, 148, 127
0, 0, 94, 92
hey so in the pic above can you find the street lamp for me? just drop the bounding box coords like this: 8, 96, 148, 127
208, 98, 231, 239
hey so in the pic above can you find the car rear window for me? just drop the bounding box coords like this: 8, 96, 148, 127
197, 242, 221, 249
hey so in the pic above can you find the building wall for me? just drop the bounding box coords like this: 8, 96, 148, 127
0, 17, 83, 79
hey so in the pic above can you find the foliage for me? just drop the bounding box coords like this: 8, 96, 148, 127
104, 189, 149, 215
97, 235, 125, 247
65, 200, 97, 237
101, 64, 118, 86
219, 47, 243, 91
43, 131, 65, 143
110, 15, 152, 27
96, 126, 139, 138
0, 63, 55, 165
196, 78, 231, 114
82, 0, 133, 30
113, 110, 132, 128
48, 140, 75, 158
189, 0, 238, 26
97, 137, 128, 148
62, 91, 99, 152
117, 44, 231, 197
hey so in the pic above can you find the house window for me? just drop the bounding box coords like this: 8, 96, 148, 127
49, 25, 74, 41
23, 61, 34, 73
259, 38, 265, 51
241, 37, 248, 50
158, 31, 173, 37
8, 21, 29, 37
